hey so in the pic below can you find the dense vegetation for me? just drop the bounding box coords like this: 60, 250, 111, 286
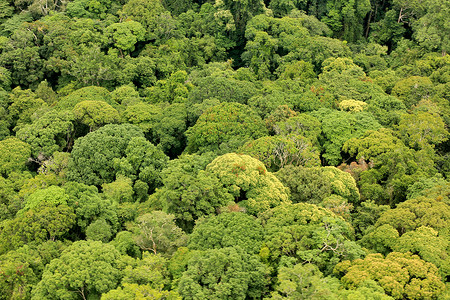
0, 0, 449, 299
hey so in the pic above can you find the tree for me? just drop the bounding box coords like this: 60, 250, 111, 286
121, 252, 171, 288
412, 0, 450, 55
132, 211, 187, 256
393, 226, 449, 279
214, 0, 266, 37
397, 112, 449, 150
112, 136, 169, 192
73, 100, 120, 132
32, 240, 124, 300
152, 152, 231, 231
86, 219, 113, 242
0, 246, 41, 300
186, 102, 268, 154
275, 165, 360, 205
187, 74, 259, 105
146, 71, 192, 104
177, 246, 268, 300
151, 103, 188, 157
106, 21, 146, 55
375, 196, 450, 236
0, 203, 75, 255
259, 203, 364, 274
67, 124, 144, 186
0, 137, 31, 177
119, 0, 167, 40
312, 109, 382, 166
57, 86, 113, 110
238, 135, 321, 172
343, 128, 438, 204
16, 110, 74, 159
206, 153, 290, 215
102, 283, 181, 300
6, 87, 46, 131
188, 212, 264, 254
321, 0, 371, 42
273, 113, 322, 146
64, 181, 119, 236
391, 76, 434, 109
335, 252, 446, 299
269, 263, 341, 299
276, 165, 332, 204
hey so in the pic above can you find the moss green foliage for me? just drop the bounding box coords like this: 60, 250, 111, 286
178, 246, 268, 299
188, 212, 264, 254
206, 153, 290, 215
67, 124, 140, 182
335, 252, 445, 299
0, 137, 31, 176
259, 203, 364, 274
186, 102, 268, 153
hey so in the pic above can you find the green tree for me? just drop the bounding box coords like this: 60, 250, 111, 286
393, 226, 449, 279
0, 246, 41, 300
412, 0, 450, 55
177, 246, 268, 300
7, 87, 46, 131
275, 165, 332, 204
121, 252, 171, 288
321, 0, 371, 42
188, 212, 264, 254
57, 86, 113, 110
397, 112, 449, 150
112, 136, 169, 192
186, 103, 268, 154
0, 203, 75, 254
375, 196, 450, 236
269, 263, 341, 299
0, 137, 31, 177
64, 181, 119, 236
206, 153, 290, 215
73, 100, 120, 132
335, 252, 446, 299
312, 109, 381, 166
16, 110, 74, 159
106, 21, 146, 55
152, 153, 230, 231
119, 0, 166, 40
32, 240, 123, 300
259, 203, 364, 274
343, 128, 438, 204
67, 124, 144, 186
273, 113, 322, 146
86, 219, 113, 242
132, 211, 187, 256
102, 283, 181, 300
391, 76, 434, 109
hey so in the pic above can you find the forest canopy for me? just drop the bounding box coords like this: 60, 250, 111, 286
0, 0, 449, 299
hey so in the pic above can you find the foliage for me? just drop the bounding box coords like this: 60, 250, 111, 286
186, 102, 268, 154
132, 211, 187, 256
335, 252, 446, 299
32, 240, 123, 300
177, 246, 268, 299
259, 203, 364, 274
188, 212, 264, 254
205, 153, 290, 215
67, 124, 144, 186
0, 137, 31, 177
238, 134, 321, 172
0, 0, 448, 298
